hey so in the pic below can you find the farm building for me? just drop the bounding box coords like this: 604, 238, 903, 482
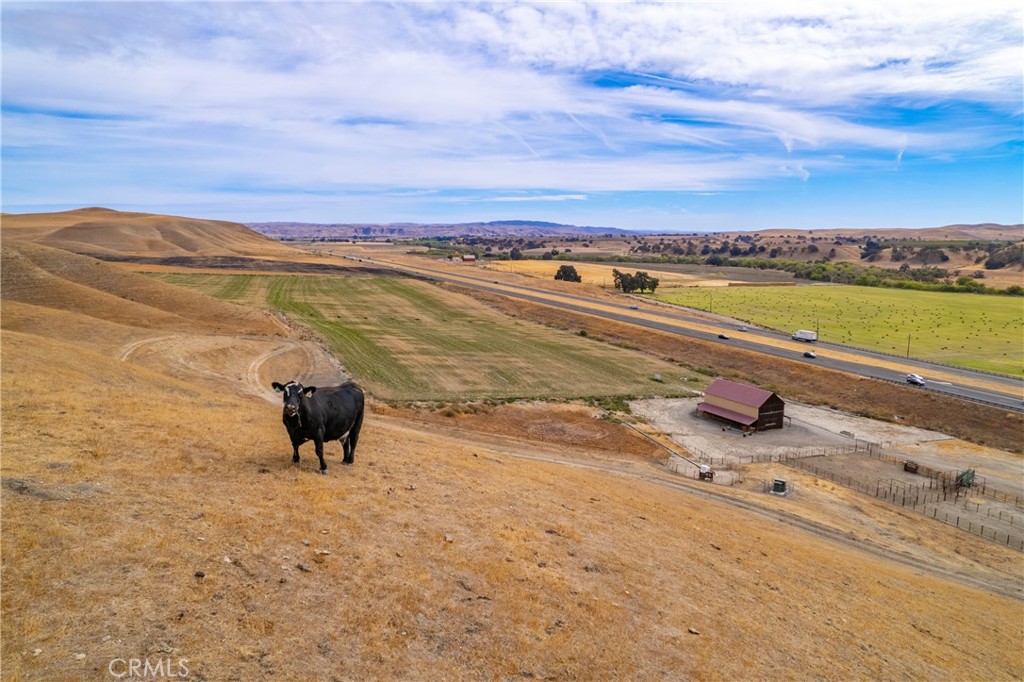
697, 379, 785, 431
461, 254, 477, 262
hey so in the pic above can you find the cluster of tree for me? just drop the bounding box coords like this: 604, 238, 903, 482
611, 269, 660, 293
553, 265, 582, 282
707, 257, 1022, 295
406, 236, 548, 259
985, 243, 1024, 269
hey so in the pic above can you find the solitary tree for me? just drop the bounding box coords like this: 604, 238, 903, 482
554, 264, 582, 283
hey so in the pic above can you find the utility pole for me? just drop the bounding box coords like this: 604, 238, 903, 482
906, 333, 911, 358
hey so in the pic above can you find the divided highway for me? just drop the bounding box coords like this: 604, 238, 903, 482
349, 254, 1024, 412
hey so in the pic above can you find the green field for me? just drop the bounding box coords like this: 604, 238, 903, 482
152, 273, 701, 401
652, 284, 1023, 376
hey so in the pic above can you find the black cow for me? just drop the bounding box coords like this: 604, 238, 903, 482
271, 380, 365, 474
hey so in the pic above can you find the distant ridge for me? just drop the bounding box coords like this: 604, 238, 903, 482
247, 220, 1023, 241
245, 220, 632, 239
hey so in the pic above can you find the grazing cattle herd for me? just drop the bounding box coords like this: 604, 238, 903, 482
272, 380, 365, 474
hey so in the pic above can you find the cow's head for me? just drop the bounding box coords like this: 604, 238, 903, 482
272, 381, 316, 417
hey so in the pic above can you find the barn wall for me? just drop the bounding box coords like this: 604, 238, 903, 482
756, 395, 786, 430
705, 395, 758, 419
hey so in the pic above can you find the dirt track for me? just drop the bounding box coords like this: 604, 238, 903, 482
119, 332, 349, 404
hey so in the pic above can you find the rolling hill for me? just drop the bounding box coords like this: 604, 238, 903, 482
1, 207, 302, 259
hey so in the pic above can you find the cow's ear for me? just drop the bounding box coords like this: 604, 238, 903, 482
303, 386, 317, 397
272, 382, 285, 393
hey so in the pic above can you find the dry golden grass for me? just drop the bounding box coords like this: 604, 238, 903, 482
1, 242, 285, 338
1, 207, 300, 259
2, 237, 1023, 681
481, 259, 729, 288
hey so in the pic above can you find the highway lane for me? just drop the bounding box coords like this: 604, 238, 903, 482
348, 254, 1024, 411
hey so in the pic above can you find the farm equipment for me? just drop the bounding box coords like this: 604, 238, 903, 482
698, 464, 715, 482
956, 469, 976, 488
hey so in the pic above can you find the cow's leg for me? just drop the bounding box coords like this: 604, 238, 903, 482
337, 431, 351, 465
292, 443, 301, 465
342, 409, 364, 465
314, 435, 327, 474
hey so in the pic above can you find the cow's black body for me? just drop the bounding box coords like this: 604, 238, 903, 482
272, 380, 365, 473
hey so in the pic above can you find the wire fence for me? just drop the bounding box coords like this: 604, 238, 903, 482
661, 430, 1022, 549
862, 449, 1023, 508
694, 439, 879, 467
784, 457, 1024, 551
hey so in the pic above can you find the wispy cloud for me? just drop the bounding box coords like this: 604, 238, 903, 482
1, 2, 1020, 230
474, 194, 589, 203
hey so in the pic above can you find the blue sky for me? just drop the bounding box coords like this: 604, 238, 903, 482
2, 2, 1022, 231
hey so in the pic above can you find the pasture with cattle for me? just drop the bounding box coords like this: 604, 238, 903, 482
1, 209, 1022, 681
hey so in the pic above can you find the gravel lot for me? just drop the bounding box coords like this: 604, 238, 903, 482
631, 397, 948, 459
632, 397, 1022, 497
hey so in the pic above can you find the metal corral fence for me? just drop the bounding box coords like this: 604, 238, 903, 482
863, 448, 1023, 508
693, 438, 879, 467
786, 457, 1024, 551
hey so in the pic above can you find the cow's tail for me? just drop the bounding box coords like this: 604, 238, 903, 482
345, 400, 365, 463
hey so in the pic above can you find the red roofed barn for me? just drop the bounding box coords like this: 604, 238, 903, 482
697, 379, 785, 431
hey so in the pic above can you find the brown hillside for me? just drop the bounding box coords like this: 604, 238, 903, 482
1, 207, 301, 259
1, 242, 285, 337
2, 243, 1022, 680
754, 223, 1024, 241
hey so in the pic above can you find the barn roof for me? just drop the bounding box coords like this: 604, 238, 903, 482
703, 378, 778, 408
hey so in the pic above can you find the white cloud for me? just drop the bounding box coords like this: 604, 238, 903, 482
1, 1, 1021, 227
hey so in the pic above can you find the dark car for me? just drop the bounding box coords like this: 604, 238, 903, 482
906, 373, 926, 386
718, 333, 729, 340
803, 351, 816, 359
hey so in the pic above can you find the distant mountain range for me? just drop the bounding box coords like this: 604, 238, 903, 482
245, 220, 632, 239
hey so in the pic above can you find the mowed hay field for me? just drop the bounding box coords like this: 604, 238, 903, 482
653, 284, 1024, 376
149, 272, 701, 401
